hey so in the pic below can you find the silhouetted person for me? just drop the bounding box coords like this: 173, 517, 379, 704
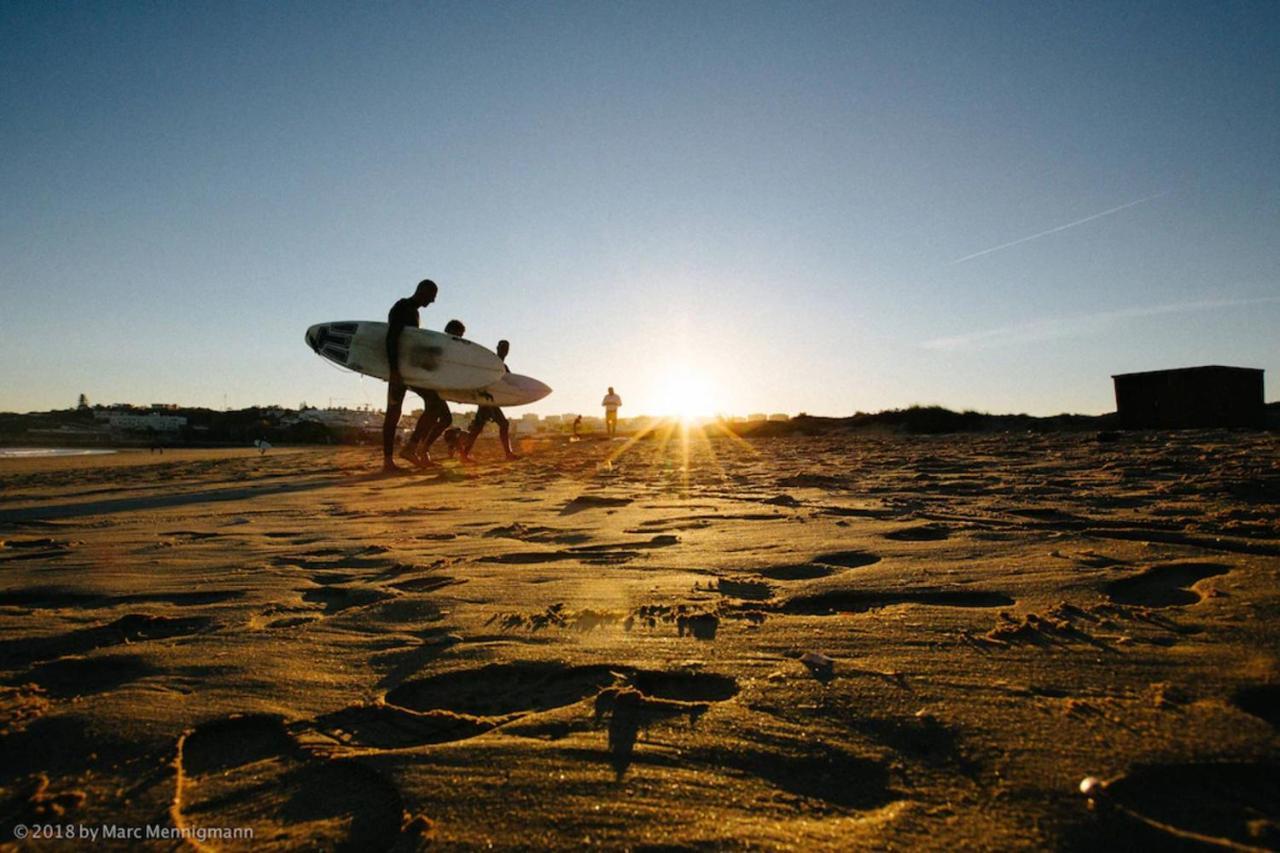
602, 387, 622, 437
461, 339, 518, 462
401, 319, 464, 465
382, 279, 438, 472
573, 415, 582, 438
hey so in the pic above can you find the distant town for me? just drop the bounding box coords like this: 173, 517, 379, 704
0, 396, 797, 449
4, 375, 1276, 449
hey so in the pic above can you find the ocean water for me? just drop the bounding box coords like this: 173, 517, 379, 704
0, 448, 118, 458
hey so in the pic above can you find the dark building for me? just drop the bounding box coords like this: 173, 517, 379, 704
1112, 365, 1265, 429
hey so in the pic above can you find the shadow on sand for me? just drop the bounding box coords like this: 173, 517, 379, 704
0, 472, 398, 523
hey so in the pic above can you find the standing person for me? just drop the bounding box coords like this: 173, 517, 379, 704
381, 279, 438, 472
400, 319, 466, 466
602, 387, 622, 437
461, 339, 519, 462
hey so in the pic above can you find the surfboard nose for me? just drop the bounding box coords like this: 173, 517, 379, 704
306, 322, 356, 366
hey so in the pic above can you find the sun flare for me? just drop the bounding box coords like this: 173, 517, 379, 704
659, 369, 714, 422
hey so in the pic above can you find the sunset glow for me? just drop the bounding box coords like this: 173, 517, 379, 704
656, 369, 716, 422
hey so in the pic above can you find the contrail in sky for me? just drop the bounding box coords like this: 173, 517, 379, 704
949, 191, 1169, 265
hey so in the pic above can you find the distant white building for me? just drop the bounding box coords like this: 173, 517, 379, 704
768, 413, 790, 422
300, 408, 381, 428
747, 413, 767, 422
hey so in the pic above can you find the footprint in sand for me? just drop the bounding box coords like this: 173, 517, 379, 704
173, 714, 406, 850
883, 524, 952, 542
628, 670, 739, 702
300, 585, 397, 614
265, 615, 321, 629
1075, 762, 1279, 850
559, 495, 633, 516
385, 662, 622, 717
1232, 684, 1280, 730
273, 550, 432, 587
484, 523, 591, 545
481, 551, 577, 565
482, 535, 679, 566
313, 704, 516, 749
313, 662, 738, 759
714, 578, 775, 601
567, 535, 679, 555
271, 552, 394, 572
0, 537, 78, 562
1105, 562, 1230, 607
388, 575, 466, 594
308, 571, 360, 586
724, 747, 894, 809
780, 588, 1014, 615
817, 505, 896, 520
757, 550, 882, 581
385, 662, 737, 717
0, 537, 67, 550
25, 653, 157, 699
0, 587, 242, 609
628, 518, 712, 533
0, 614, 214, 667
592, 670, 741, 776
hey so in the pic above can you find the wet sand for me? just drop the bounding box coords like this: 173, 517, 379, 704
1, 431, 1277, 849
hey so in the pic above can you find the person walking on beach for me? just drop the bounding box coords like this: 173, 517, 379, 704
460, 339, 519, 462
382, 279, 440, 472
399, 319, 466, 467
602, 387, 622, 437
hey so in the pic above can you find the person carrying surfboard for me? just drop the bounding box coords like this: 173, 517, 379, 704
398, 319, 467, 468
382, 279, 443, 472
602, 387, 622, 437
460, 339, 519, 462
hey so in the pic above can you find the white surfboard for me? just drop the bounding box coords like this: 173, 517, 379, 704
305, 321, 505, 390
438, 373, 552, 407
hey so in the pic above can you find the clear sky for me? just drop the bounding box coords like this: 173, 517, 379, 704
3, 1, 1277, 417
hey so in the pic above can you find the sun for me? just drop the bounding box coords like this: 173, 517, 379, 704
659, 369, 714, 422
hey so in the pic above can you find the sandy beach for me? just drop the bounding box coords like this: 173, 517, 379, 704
0, 430, 1276, 849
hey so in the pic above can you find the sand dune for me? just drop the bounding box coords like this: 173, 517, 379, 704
0, 432, 1277, 849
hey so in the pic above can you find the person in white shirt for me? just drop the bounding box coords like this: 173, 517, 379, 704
601, 387, 622, 436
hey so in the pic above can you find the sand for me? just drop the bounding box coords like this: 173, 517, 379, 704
0, 430, 1277, 850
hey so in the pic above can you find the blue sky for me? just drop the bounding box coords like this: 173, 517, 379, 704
2, 1, 1277, 416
